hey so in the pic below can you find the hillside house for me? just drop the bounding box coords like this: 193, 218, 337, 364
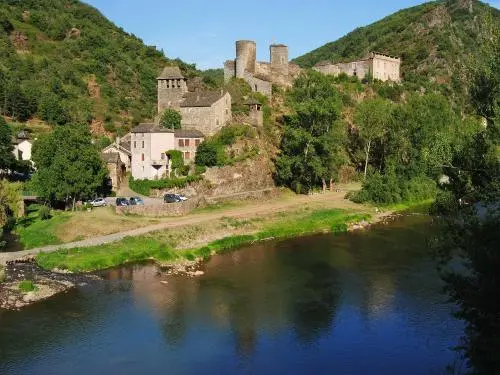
12, 131, 33, 164
130, 123, 204, 180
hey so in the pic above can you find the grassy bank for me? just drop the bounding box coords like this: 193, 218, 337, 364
36, 208, 370, 272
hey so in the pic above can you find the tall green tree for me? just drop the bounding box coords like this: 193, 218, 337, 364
434, 20, 500, 375
0, 180, 22, 230
31, 124, 109, 209
354, 98, 392, 180
275, 71, 344, 193
160, 108, 181, 129
0, 116, 15, 172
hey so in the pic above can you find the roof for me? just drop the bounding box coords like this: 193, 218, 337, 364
270, 44, 287, 48
157, 66, 185, 80
131, 123, 174, 133
180, 90, 226, 108
244, 98, 262, 106
174, 129, 205, 138
101, 152, 122, 164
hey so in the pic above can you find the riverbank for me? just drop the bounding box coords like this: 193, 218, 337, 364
35, 208, 372, 273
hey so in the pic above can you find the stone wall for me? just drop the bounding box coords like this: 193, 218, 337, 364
115, 197, 204, 217
244, 72, 272, 96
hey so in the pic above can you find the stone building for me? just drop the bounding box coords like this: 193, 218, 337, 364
101, 152, 125, 191
130, 123, 204, 180
102, 133, 131, 171
224, 40, 300, 96
157, 66, 231, 136
245, 99, 263, 127
314, 52, 401, 82
11, 131, 32, 164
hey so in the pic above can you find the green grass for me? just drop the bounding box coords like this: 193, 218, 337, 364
15, 210, 69, 249
376, 199, 434, 214
36, 208, 372, 272
18, 280, 37, 293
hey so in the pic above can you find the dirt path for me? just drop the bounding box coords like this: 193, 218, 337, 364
0, 191, 369, 265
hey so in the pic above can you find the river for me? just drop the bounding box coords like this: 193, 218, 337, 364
0, 215, 463, 375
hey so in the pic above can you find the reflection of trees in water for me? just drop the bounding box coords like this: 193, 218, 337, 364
289, 262, 340, 343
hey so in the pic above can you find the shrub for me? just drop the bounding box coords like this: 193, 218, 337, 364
160, 109, 181, 129
19, 280, 37, 293
350, 172, 437, 205
129, 175, 202, 196
38, 205, 51, 220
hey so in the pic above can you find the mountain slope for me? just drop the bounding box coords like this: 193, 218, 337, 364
293, 0, 500, 87
0, 0, 197, 134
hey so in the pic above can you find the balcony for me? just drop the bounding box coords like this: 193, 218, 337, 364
150, 159, 168, 167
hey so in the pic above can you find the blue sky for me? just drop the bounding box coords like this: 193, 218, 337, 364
84, 0, 500, 70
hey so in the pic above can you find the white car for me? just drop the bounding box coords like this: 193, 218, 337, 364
175, 194, 188, 201
90, 198, 107, 207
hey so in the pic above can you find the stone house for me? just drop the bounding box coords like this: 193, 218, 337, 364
130, 123, 204, 180
11, 131, 33, 163
101, 152, 125, 191
224, 40, 301, 96
102, 133, 132, 171
314, 52, 401, 82
157, 66, 232, 136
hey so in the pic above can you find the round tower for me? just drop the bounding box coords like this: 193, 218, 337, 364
270, 44, 289, 77
235, 40, 256, 78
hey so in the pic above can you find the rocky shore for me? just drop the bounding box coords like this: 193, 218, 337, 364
0, 258, 100, 310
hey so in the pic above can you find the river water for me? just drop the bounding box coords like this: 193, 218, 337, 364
0, 216, 463, 375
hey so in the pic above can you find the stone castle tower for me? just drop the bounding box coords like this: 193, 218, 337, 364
224, 40, 292, 96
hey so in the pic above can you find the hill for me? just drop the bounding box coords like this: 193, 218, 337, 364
0, 0, 198, 135
293, 0, 500, 93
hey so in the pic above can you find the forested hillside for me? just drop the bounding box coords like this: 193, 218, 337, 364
0, 0, 197, 134
294, 0, 500, 101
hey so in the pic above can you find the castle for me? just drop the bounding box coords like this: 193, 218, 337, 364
157, 66, 232, 136
313, 52, 401, 82
224, 40, 299, 96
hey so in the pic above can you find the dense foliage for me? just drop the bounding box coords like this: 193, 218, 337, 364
129, 175, 202, 196
0, 179, 22, 229
274, 71, 346, 193
31, 124, 109, 207
195, 124, 257, 167
0, 116, 16, 171
159, 109, 181, 130
293, 0, 500, 107
0, 0, 198, 130
432, 19, 500, 374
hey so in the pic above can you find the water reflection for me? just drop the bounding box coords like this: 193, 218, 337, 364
0, 216, 462, 375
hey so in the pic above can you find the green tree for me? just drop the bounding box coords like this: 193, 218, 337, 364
275, 71, 344, 193
354, 97, 392, 180
160, 108, 181, 129
31, 124, 109, 209
0, 180, 22, 230
0, 117, 15, 172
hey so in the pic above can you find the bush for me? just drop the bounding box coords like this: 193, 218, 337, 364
350, 172, 437, 205
38, 205, 51, 220
160, 109, 181, 129
195, 141, 224, 167
18, 280, 37, 293
129, 175, 202, 196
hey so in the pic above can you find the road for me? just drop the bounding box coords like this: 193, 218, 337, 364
0, 191, 367, 265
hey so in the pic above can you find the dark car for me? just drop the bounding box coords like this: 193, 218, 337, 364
116, 197, 130, 206
129, 197, 144, 205
164, 194, 182, 203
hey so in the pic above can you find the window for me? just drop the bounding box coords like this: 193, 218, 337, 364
161, 153, 165, 160
134, 141, 136, 148
178, 139, 184, 147
226, 109, 228, 115
216, 119, 219, 126
195, 139, 200, 147
141, 153, 144, 161
184, 152, 191, 159
185, 139, 190, 147
142, 141, 144, 148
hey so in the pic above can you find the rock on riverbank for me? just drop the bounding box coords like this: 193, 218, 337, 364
0, 258, 100, 310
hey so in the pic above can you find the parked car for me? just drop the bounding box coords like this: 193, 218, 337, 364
164, 194, 182, 203
116, 197, 130, 206
90, 198, 107, 207
129, 197, 144, 205
175, 194, 188, 201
